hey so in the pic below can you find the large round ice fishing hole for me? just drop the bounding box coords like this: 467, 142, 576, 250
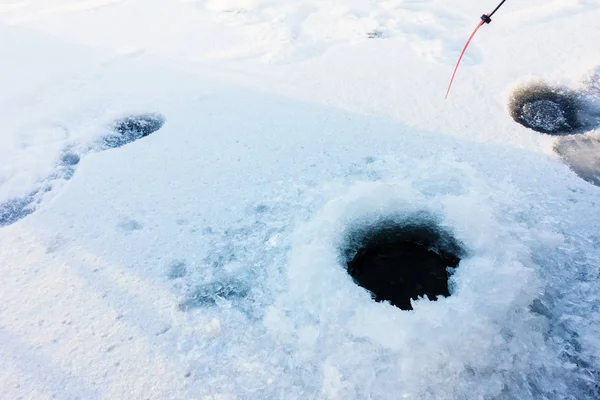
342, 219, 464, 311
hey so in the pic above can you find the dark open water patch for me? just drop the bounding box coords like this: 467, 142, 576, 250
341, 216, 465, 311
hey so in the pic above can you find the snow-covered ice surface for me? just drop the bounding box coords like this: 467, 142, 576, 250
1, 0, 600, 399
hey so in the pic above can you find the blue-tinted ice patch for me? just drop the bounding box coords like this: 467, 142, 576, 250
179, 278, 249, 310
102, 113, 165, 149
177, 203, 292, 317
117, 218, 144, 232
0, 192, 38, 227
167, 261, 187, 280
60, 152, 81, 166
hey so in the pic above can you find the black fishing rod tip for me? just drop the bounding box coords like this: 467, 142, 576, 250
481, 14, 492, 24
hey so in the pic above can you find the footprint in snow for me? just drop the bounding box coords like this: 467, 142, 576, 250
0, 113, 165, 228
